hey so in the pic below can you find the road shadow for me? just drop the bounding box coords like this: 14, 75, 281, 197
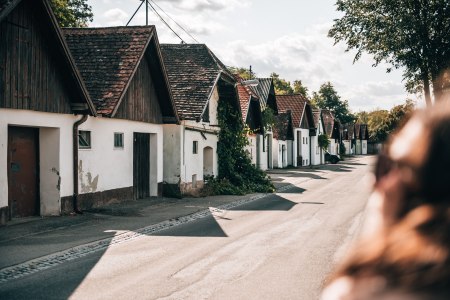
152, 214, 228, 237
229, 195, 297, 212
278, 186, 306, 194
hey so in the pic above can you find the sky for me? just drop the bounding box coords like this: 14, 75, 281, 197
89, 0, 421, 112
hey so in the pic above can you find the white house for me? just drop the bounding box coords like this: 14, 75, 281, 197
311, 108, 325, 165
236, 78, 266, 170
321, 109, 340, 156
63, 26, 179, 210
249, 78, 278, 170
272, 112, 294, 168
355, 123, 369, 155
342, 123, 355, 155
0, 0, 99, 223
276, 94, 316, 167
160, 44, 239, 197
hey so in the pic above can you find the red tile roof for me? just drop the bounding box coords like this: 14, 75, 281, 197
236, 77, 260, 122
276, 94, 307, 128
321, 109, 335, 137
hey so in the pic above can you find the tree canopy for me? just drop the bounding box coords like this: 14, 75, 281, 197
329, 0, 450, 105
270, 73, 294, 95
50, 0, 93, 27
312, 82, 356, 124
360, 99, 415, 143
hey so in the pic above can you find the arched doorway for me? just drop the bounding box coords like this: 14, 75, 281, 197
203, 147, 214, 177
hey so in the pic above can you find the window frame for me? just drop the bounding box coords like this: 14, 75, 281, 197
114, 132, 124, 149
78, 130, 91, 149
193, 141, 198, 154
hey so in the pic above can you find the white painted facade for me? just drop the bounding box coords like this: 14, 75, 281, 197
272, 139, 288, 168
1, 109, 163, 216
77, 116, 163, 197
163, 86, 220, 195
362, 140, 368, 155
293, 128, 311, 167
355, 139, 362, 155
328, 139, 339, 156
311, 120, 325, 166
342, 140, 352, 155
250, 133, 270, 171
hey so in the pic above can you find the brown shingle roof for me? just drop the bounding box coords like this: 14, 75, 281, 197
321, 109, 335, 137
274, 112, 293, 141
63, 26, 157, 116
312, 108, 321, 129
276, 94, 307, 128
160, 43, 234, 120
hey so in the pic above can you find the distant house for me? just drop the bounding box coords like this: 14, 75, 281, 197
311, 108, 325, 165
321, 110, 340, 156
272, 112, 294, 168
236, 78, 265, 169
63, 26, 178, 210
342, 123, 356, 155
249, 78, 278, 169
355, 124, 369, 155
276, 94, 315, 167
160, 44, 239, 197
0, 0, 97, 223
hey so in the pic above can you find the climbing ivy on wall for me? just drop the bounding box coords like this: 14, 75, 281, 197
206, 96, 274, 195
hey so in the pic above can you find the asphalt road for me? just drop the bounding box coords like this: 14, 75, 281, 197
0, 156, 374, 300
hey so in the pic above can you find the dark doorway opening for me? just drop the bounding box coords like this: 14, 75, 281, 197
7, 126, 40, 219
133, 133, 150, 199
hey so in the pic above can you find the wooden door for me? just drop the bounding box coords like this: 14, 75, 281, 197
133, 133, 150, 199
8, 126, 40, 218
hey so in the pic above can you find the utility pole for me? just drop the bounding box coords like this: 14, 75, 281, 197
145, 0, 148, 25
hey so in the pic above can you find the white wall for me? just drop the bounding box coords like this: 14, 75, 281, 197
246, 135, 257, 166
78, 117, 163, 197
362, 140, 368, 155
294, 128, 310, 166
272, 139, 288, 168
355, 140, 362, 155
311, 120, 325, 165
163, 125, 182, 184
0, 109, 75, 214
343, 140, 352, 155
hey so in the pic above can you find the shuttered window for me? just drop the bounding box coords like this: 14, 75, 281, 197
114, 133, 124, 148
79, 131, 91, 149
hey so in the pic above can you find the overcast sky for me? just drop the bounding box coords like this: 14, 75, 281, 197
90, 0, 420, 112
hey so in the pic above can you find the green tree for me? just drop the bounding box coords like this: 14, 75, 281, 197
313, 82, 356, 124
271, 73, 294, 95
356, 111, 369, 123
329, 0, 450, 105
229, 66, 253, 80
293, 80, 309, 98
50, 0, 93, 27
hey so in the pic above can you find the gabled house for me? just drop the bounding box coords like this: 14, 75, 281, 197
342, 123, 356, 155
272, 112, 294, 168
276, 94, 315, 167
236, 78, 265, 169
0, 0, 97, 223
63, 26, 178, 210
355, 123, 369, 155
321, 109, 341, 155
311, 108, 325, 165
160, 44, 239, 197
249, 78, 278, 170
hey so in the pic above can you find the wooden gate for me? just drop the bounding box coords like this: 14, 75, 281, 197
8, 126, 40, 218
133, 133, 150, 199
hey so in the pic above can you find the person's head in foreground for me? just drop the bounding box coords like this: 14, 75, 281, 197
322, 102, 450, 300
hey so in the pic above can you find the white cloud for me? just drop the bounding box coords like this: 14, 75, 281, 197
102, 8, 128, 26
159, 0, 250, 11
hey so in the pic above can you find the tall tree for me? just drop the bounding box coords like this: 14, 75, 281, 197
293, 80, 309, 98
313, 82, 355, 124
271, 73, 294, 95
50, 0, 93, 27
329, 0, 450, 106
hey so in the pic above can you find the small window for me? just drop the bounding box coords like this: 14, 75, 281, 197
114, 133, 124, 148
79, 130, 91, 149
193, 141, 198, 154
306, 137, 308, 145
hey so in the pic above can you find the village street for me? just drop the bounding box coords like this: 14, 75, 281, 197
0, 156, 374, 300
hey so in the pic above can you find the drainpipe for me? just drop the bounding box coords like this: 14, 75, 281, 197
309, 133, 312, 168
73, 114, 88, 214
